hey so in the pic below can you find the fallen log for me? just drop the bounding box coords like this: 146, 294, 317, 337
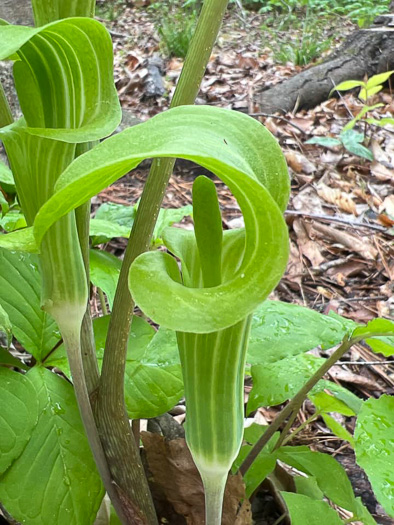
257, 11, 394, 114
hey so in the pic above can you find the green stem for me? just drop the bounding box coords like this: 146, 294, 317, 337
281, 413, 318, 447
0, 82, 13, 128
202, 472, 228, 525
240, 331, 394, 475
96, 0, 230, 522
239, 334, 358, 475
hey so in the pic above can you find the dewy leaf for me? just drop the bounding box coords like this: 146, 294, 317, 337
321, 413, 355, 447
89, 249, 121, 309
352, 318, 394, 357
232, 424, 279, 498
310, 391, 356, 417
46, 316, 183, 419
355, 395, 394, 517
0, 368, 38, 474
0, 367, 104, 525
0, 160, 14, 187
94, 316, 183, 419
248, 300, 351, 364
282, 493, 343, 525
0, 248, 60, 360
32, 105, 290, 333
0, 227, 38, 253
0, 303, 12, 348
0, 18, 121, 143
248, 354, 324, 412
277, 446, 357, 513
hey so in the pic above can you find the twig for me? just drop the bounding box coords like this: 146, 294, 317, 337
285, 209, 388, 232
250, 112, 308, 135
338, 360, 393, 366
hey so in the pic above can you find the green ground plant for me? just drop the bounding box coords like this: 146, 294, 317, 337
307, 71, 394, 161
0, 1, 394, 524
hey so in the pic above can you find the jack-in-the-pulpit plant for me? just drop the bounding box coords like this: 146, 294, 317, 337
1, 1, 394, 524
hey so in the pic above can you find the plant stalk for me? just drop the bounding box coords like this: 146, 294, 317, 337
239, 331, 393, 475
96, 0, 230, 523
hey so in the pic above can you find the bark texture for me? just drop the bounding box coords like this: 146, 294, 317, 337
257, 14, 394, 114
0, 0, 33, 25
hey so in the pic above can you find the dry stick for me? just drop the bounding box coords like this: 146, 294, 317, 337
239, 330, 393, 475
285, 210, 388, 233
96, 0, 230, 523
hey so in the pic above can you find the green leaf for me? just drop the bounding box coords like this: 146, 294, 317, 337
232, 424, 279, 498
282, 493, 343, 524
340, 129, 373, 160
321, 413, 355, 447
0, 368, 38, 474
152, 205, 193, 244
0, 18, 121, 143
0, 191, 9, 216
0, 348, 28, 370
248, 301, 351, 365
354, 497, 378, 525
342, 103, 384, 131
95, 202, 136, 228
355, 395, 394, 517
94, 316, 183, 419
366, 117, 394, 128
248, 353, 324, 411
359, 85, 382, 101
0, 160, 14, 187
277, 446, 357, 513
294, 476, 324, 500
353, 318, 394, 339
46, 316, 183, 419
31, 0, 95, 25
305, 137, 342, 147
89, 249, 121, 308
0, 211, 27, 232
0, 227, 38, 253
0, 248, 60, 360
32, 105, 290, 333
0, 303, 12, 348
89, 218, 131, 242
329, 79, 366, 97
365, 70, 394, 90
0, 367, 104, 525
310, 391, 356, 416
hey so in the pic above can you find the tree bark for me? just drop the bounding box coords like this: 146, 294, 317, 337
0, 0, 33, 25
256, 13, 394, 114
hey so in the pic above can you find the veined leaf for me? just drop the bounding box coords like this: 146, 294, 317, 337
321, 413, 355, 447
0, 368, 38, 474
248, 300, 352, 364
0, 303, 12, 348
0, 17, 121, 143
355, 395, 394, 517
89, 249, 121, 308
359, 85, 382, 101
32, 0, 95, 26
0, 227, 38, 253
282, 493, 343, 524
277, 446, 357, 513
0, 160, 14, 187
46, 316, 183, 419
32, 105, 290, 333
0, 348, 28, 370
0, 367, 104, 525
0, 248, 60, 360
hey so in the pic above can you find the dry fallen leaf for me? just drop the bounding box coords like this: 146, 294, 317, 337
316, 182, 358, 216
311, 222, 378, 260
293, 219, 325, 267
285, 150, 316, 174
141, 432, 252, 525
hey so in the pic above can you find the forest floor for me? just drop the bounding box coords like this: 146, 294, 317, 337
96, 4, 393, 523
